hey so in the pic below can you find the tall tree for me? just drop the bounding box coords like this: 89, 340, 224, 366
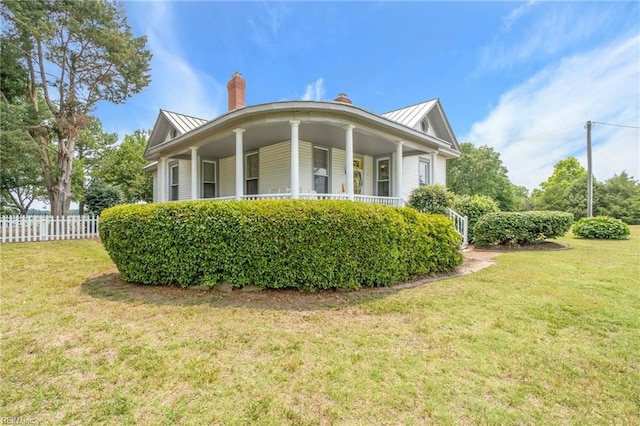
95, 130, 153, 203
447, 142, 518, 210
1, 0, 151, 215
73, 118, 118, 215
532, 157, 599, 220
597, 172, 640, 224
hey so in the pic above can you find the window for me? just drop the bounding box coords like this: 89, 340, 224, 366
313, 147, 329, 193
419, 158, 431, 186
376, 158, 390, 196
420, 117, 430, 133
245, 152, 259, 195
170, 164, 179, 200
202, 161, 216, 198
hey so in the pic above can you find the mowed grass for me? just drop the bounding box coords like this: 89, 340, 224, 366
1, 228, 639, 425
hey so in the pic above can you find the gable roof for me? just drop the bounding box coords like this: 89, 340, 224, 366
382, 99, 459, 149
145, 110, 208, 157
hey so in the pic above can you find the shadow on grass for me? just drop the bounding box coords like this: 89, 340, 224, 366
80, 272, 425, 311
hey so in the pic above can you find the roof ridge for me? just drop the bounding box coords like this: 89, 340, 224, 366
382, 98, 439, 115
160, 109, 208, 122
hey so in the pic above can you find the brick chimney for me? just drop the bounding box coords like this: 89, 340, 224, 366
227, 72, 246, 111
334, 93, 352, 104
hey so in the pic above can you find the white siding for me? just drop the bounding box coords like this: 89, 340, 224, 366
178, 160, 191, 201
299, 141, 313, 193
402, 155, 421, 200
435, 155, 447, 186
220, 156, 235, 197
331, 148, 346, 193
152, 171, 158, 202
363, 155, 373, 196
259, 141, 290, 193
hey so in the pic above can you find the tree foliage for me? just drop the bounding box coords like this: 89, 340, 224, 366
84, 180, 122, 216
1, 0, 151, 215
95, 130, 153, 203
597, 172, 640, 224
447, 143, 518, 211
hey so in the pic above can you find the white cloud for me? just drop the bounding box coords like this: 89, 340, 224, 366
465, 34, 640, 190
302, 78, 325, 101
136, 2, 223, 121
502, 0, 539, 31
481, 4, 611, 72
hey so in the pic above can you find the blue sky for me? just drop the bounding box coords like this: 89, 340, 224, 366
96, 0, 640, 191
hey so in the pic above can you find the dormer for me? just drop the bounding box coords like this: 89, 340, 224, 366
145, 110, 208, 157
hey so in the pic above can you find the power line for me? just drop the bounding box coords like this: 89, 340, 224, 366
593, 121, 640, 130
507, 124, 583, 143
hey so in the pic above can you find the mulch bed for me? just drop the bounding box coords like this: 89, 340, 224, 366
473, 241, 570, 252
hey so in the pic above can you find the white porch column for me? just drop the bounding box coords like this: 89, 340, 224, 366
190, 146, 198, 200
344, 125, 355, 201
234, 128, 245, 200
395, 141, 404, 199
431, 152, 438, 185
158, 157, 168, 202
290, 120, 300, 199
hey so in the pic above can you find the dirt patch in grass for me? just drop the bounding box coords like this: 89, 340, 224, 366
81, 248, 499, 311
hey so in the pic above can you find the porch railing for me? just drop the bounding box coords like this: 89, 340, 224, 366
214, 193, 405, 207
446, 208, 469, 249
1, 215, 100, 243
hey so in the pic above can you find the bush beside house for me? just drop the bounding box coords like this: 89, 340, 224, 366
572, 216, 630, 240
99, 200, 463, 290
451, 195, 500, 243
474, 211, 573, 246
407, 184, 455, 215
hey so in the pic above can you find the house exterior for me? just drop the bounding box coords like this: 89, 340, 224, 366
143, 72, 461, 207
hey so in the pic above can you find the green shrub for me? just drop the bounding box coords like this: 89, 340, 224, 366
99, 200, 463, 290
408, 184, 454, 214
572, 216, 630, 240
452, 194, 500, 243
474, 211, 573, 246
85, 180, 123, 215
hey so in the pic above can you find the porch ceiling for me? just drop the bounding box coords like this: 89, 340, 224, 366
177, 121, 432, 160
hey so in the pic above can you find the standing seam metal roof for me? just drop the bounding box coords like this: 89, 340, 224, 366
161, 110, 208, 135
381, 99, 437, 129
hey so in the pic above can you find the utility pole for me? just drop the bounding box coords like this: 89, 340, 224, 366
586, 120, 593, 218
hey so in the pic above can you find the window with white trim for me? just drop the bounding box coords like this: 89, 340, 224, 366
202, 161, 216, 198
376, 158, 390, 196
170, 164, 179, 200
313, 147, 329, 193
419, 158, 431, 186
245, 152, 259, 195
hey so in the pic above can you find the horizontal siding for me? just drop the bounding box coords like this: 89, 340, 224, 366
402, 155, 420, 200
436, 155, 447, 186
299, 141, 313, 193
331, 148, 346, 193
363, 155, 373, 196
178, 160, 191, 201
260, 141, 290, 193
220, 156, 235, 197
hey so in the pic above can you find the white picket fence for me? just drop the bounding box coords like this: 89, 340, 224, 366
1, 215, 100, 243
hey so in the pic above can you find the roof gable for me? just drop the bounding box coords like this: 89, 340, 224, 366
382, 99, 459, 150
145, 110, 208, 155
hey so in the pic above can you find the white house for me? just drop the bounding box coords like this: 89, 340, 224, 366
143, 72, 461, 207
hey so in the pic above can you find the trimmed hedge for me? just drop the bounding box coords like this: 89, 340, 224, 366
99, 200, 463, 291
474, 211, 573, 246
451, 194, 500, 243
572, 216, 630, 240
407, 184, 454, 215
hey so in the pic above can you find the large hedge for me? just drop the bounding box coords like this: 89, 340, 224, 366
99, 200, 463, 290
572, 216, 630, 240
451, 194, 500, 243
474, 211, 573, 246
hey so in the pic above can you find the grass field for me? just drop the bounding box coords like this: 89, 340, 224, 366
1, 228, 639, 425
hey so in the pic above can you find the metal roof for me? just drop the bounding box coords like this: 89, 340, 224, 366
161, 110, 208, 135
381, 99, 437, 129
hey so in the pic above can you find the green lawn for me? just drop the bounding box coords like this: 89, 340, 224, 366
1, 228, 639, 425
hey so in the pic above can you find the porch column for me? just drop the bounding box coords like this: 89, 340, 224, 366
431, 152, 438, 185
234, 128, 245, 200
344, 124, 355, 201
395, 141, 404, 199
158, 157, 168, 202
190, 146, 198, 200
290, 120, 300, 199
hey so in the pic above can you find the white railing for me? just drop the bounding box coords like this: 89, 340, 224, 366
446, 208, 469, 249
1, 215, 100, 243
354, 195, 404, 207
204, 193, 403, 207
